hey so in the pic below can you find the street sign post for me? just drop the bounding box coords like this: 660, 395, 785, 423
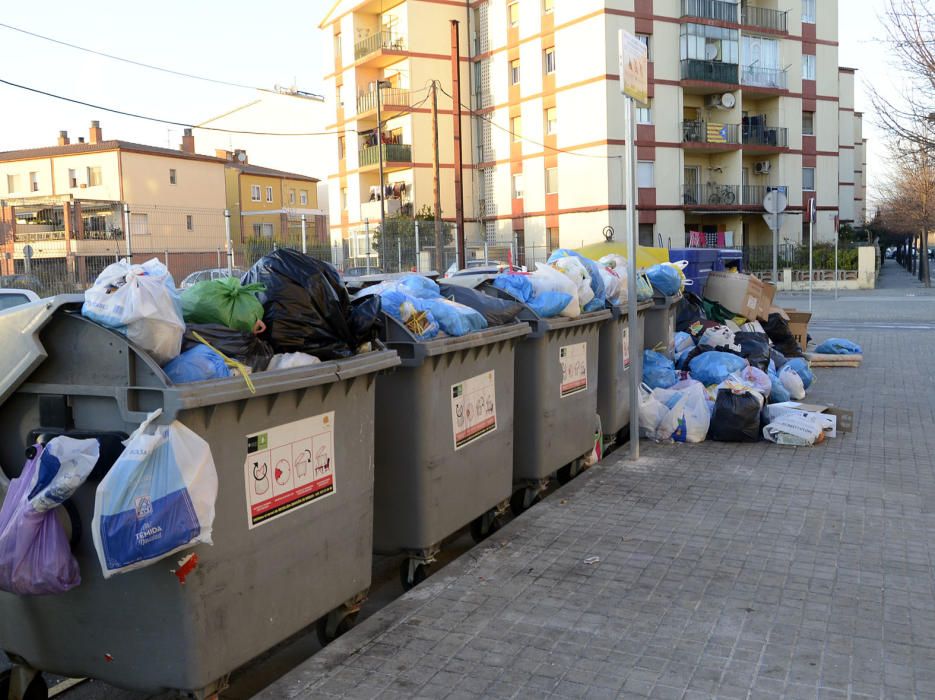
618, 28, 647, 461
763, 189, 788, 285
807, 198, 816, 311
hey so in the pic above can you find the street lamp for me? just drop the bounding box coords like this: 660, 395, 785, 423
375, 79, 392, 268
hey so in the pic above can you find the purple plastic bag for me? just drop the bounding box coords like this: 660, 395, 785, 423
0, 447, 80, 595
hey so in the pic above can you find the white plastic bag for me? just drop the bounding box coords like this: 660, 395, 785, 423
640, 381, 709, 443
638, 384, 670, 440
530, 263, 580, 317
723, 366, 772, 399
779, 365, 806, 400
551, 256, 594, 310
598, 266, 622, 305
92, 410, 218, 578
29, 436, 100, 513
763, 413, 824, 446
82, 258, 185, 365
268, 352, 322, 371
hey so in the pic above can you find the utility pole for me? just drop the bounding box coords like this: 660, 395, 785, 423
450, 20, 466, 269
431, 81, 444, 272
376, 79, 390, 270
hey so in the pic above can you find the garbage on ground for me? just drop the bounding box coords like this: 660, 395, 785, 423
768, 370, 791, 403
698, 325, 740, 353
815, 337, 862, 355
764, 312, 805, 357
807, 352, 863, 368
784, 357, 815, 389
703, 271, 775, 322
764, 402, 854, 436
182, 324, 274, 373
92, 410, 218, 578
779, 365, 806, 400
708, 384, 765, 443
783, 309, 812, 352
733, 332, 771, 371
181, 277, 266, 335
0, 437, 100, 595
643, 350, 678, 389
689, 351, 748, 386
724, 366, 771, 398
267, 352, 322, 371
762, 413, 827, 446
82, 258, 185, 365
639, 380, 710, 443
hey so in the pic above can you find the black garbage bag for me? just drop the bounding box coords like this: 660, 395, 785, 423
438, 283, 524, 326
763, 313, 804, 357
182, 324, 274, 372
709, 388, 764, 442
242, 249, 355, 360
348, 295, 383, 347
675, 292, 707, 332
734, 332, 771, 372
770, 348, 788, 371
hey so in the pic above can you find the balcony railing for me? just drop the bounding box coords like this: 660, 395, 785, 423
743, 125, 789, 148
359, 144, 413, 167
682, 120, 741, 145
741, 185, 788, 206
741, 5, 788, 32
354, 31, 406, 61
680, 59, 739, 85
14, 230, 65, 243
740, 65, 788, 89
682, 183, 741, 206
356, 88, 411, 115
681, 0, 739, 22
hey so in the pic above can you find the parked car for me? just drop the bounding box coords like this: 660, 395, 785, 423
0, 274, 47, 295
343, 266, 384, 277
0, 288, 40, 311
443, 260, 523, 278
443, 263, 525, 289
179, 268, 245, 289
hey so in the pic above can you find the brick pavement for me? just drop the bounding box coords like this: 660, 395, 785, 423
259, 271, 935, 700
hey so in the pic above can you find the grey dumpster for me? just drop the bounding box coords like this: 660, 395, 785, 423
0, 296, 399, 696
372, 313, 530, 588
643, 292, 682, 354
597, 300, 653, 443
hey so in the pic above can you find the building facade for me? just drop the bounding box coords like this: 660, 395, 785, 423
320, 0, 864, 261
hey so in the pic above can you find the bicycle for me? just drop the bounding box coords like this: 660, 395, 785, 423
707, 183, 736, 205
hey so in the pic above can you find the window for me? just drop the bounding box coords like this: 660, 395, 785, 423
130, 212, 149, 236
802, 111, 815, 135
338, 135, 346, 160
545, 167, 558, 194
266, 186, 273, 203
512, 173, 524, 199
637, 161, 655, 188
86, 166, 102, 187
29, 172, 38, 192
68, 169, 77, 188
262, 223, 274, 237
510, 59, 520, 85
251, 184, 261, 202
511, 116, 522, 141
169, 168, 177, 185
508, 2, 519, 26
543, 0, 553, 13
802, 0, 816, 23
544, 47, 555, 74
802, 167, 816, 191
802, 54, 816, 80
545, 107, 557, 135
639, 224, 654, 247
334, 33, 342, 60
637, 33, 652, 61
186, 214, 193, 231
336, 85, 343, 108
300, 190, 308, 205
289, 189, 296, 204
6, 174, 20, 193
637, 100, 653, 124
547, 226, 559, 251
680, 23, 739, 64
252, 223, 262, 236
341, 187, 349, 210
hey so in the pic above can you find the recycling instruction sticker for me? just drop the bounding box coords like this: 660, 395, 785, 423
451, 371, 497, 450
560, 342, 588, 397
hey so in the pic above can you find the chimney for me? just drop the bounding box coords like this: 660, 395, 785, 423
57, 130, 70, 146
180, 128, 195, 154
215, 149, 233, 160
89, 120, 102, 144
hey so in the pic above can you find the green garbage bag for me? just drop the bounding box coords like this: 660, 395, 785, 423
181, 278, 265, 334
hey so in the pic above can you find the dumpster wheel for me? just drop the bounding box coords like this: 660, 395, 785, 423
556, 456, 588, 485
316, 611, 359, 647
0, 667, 48, 700
399, 553, 436, 591
509, 487, 542, 517
469, 504, 506, 544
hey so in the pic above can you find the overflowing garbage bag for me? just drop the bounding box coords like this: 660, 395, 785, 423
763, 413, 826, 446
548, 249, 606, 312
734, 332, 772, 372
530, 263, 581, 317
181, 278, 266, 334
725, 366, 771, 398
708, 384, 765, 442
82, 258, 185, 365
675, 292, 707, 332
598, 265, 623, 305
182, 324, 274, 373
646, 263, 683, 297
0, 437, 100, 595
438, 283, 524, 326
643, 350, 678, 389
784, 357, 815, 389
815, 338, 862, 355
639, 380, 710, 443
779, 365, 806, 400
698, 325, 740, 353
163, 344, 232, 385
493, 270, 575, 318
92, 410, 217, 578
764, 312, 804, 357
242, 250, 357, 360
379, 289, 440, 340
768, 370, 791, 403
689, 351, 748, 386
267, 352, 322, 370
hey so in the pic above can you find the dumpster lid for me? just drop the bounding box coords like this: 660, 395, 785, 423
0, 295, 84, 407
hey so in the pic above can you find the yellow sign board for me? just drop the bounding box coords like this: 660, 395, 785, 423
618, 30, 648, 104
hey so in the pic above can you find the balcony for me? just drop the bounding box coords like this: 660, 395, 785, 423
682, 120, 741, 147
680, 59, 739, 87
742, 125, 789, 150
682, 183, 741, 207
356, 88, 412, 118
354, 31, 406, 66
740, 65, 788, 91
14, 230, 66, 243
741, 5, 788, 33
681, 0, 738, 23
741, 185, 788, 207
358, 144, 413, 172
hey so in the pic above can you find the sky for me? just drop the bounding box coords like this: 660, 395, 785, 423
0, 0, 892, 206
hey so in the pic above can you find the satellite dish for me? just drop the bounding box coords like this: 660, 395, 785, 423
763, 189, 788, 215
23, 244, 34, 260
705, 43, 719, 61
720, 92, 736, 109
236, 151, 247, 163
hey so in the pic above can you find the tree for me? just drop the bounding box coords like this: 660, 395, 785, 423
370, 205, 454, 272
877, 144, 934, 284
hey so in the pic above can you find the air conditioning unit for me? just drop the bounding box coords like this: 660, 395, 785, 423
755, 161, 772, 175
705, 92, 736, 110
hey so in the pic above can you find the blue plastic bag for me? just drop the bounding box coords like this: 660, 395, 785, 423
423, 298, 488, 337
689, 351, 748, 386
163, 345, 232, 384
528, 291, 572, 318
493, 274, 533, 302
815, 338, 862, 355
548, 249, 606, 311
92, 410, 218, 578
397, 274, 441, 299
768, 371, 791, 403
380, 290, 440, 340
646, 264, 682, 297
643, 350, 678, 389
785, 357, 815, 389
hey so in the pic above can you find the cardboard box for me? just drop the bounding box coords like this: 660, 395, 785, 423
764, 402, 855, 437
783, 309, 812, 351
704, 272, 776, 321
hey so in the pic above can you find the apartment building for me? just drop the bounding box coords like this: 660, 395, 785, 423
321, 0, 864, 259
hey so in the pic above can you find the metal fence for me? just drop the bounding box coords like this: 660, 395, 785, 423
742, 243, 860, 274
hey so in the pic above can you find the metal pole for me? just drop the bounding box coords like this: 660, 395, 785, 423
431, 82, 444, 272
772, 213, 778, 285
376, 81, 387, 271
450, 20, 466, 269
397, 235, 402, 272
224, 209, 233, 275
301, 214, 308, 255
123, 203, 133, 263
364, 218, 371, 274
808, 200, 813, 312
484, 238, 489, 263
834, 230, 839, 300
414, 219, 421, 272
217, 247, 221, 268
624, 101, 640, 462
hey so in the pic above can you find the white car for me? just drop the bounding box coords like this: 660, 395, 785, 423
179, 267, 245, 289
0, 288, 40, 311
